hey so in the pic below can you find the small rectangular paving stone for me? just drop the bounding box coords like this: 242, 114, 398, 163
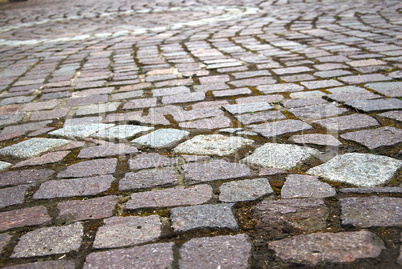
78, 144, 138, 158
0, 185, 30, 209
132, 129, 189, 148
339, 74, 392, 84
340, 126, 402, 149
250, 119, 313, 138
179, 234, 251, 269
236, 110, 286, 125
223, 102, 272, 115
178, 116, 231, 130
219, 178, 273, 202
3, 260, 75, 269
301, 80, 343, 89
13, 151, 70, 168
340, 197, 402, 227
0, 138, 70, 159
257, 83, 304, 94
11, 222, 83, 258
170, 203, 238, 232
119, 167, 178, 190
49, 124, 115, 138
93, 215, 161, 249
57, 195, 117, 223
129, 153, 178, 170
161, 92, 205, 104
281, 174, 336, 199
83, 243, 174, 269
289, 134, 342, 147
288, 104, 348, 120
182, 159, 252, 185
90, 125, 154, 140
125, 185, 212, 210
75, 102, 121, 116
345, 98, 402, 112
57, 158, 117, 178
0, 206, 51, 232
365, 82, 402, 97
34, 175, 114, 199
268, 231, 385, 266
0, 169, 54, 187
312, 114, 379, 132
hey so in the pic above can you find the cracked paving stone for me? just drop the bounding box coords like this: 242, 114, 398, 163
223, 102, 272, 115
174, 134, 254, 156
268, 231, 385, 266
289, 134, 342, 147
0, 161, 12, 171
242, 143, 320, 170
365, 82, 402, 97
57, 195, 118, 223
312, 114, 379, 132
0, 169, 54, 187
345, 98, 402, 112
34, 175, 114, 199
49, 124, 115, 138
0, 138, 70, 159
129, 153, 178, 170
288, 104, 348, 120
132, 128, 189, 148
253, 199, 329, 234
57, 158, 117, 178
119, 167, 178, 190
340, 197, 402, 227
0, 206, 51, 232
281, 174, 336, 199
170, 203, 238, 232
77, 144, 138, 158
341, 126, 402, 149
93, 215, 161, 249
13, 151, 70, 168
249, 119, 313, 138
182, 159, 252, 185
219, 178, 273, 202
307, 153, 402, 187
3, 260, 76, 269
179, 234, 251, 269
90, 125, 154, 140
11, 222, 83, 258
0, 185, 30, 209
125, 185, 212, 210
83, 243, 174, 269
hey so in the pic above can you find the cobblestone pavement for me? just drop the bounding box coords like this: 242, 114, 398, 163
0, 0, 401, 268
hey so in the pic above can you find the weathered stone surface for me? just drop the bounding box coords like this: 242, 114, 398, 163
125, 185, 212, 210
3, 260, 75, 269
340, 127, 402, 149
257, 83, 304, 94
119, 167, 178, 190
242, 143, 320, 170
57, 195, 117, 223
378, 110, 402, 122
250, 120, 313, 138
132, 129, 189, 148
290, 90, 326, 99
288, 104, 347, 120
78, 144, 138, 158
179, 234, 251, 269
57, 158, 117, 178
0, 161, 11, 171
345, 98, 402, 112
93, 216, 161, 248
75, 102, 121, 116
162, 92, 205, 104
170, 203, 238, 232
340, 197, 402, 227
365, 82, 402, 97
236, 110, 286, 125
129, 153, 178, 170
178, 116, 231, 130
34, 175, 114, 199
223, 102, 272, 115
0, 206, 51, 232
253, 199, 328, 234
83, 243, 174, 269
0, 169, 54, 187
219, 178, 273, 202
0, 138, 70, 159
11, 222, 83, 258
289, 134, 342, 147
268, 231, 385, 266
174, 134, 254, 156
307, 153, 402, 187
90, 125, 154, 140
13, 151, 70, 168
49, 124, 114, 138
0, 185, 29, 209
301, 80, 342, 89
283, 98, 328, 108
312, 114, 379, 132
281, 174, 336, 199
213, 87, 252, 97
182, 160, 252, 185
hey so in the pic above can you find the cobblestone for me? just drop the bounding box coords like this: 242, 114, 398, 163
0, 169, 54, 187
219, 178, 273, 202
0, 185, 30, 209
57, 159, 117, 178
281, 174, 336, 199
132, 129, 189, 148
250, 119, 313, 138
119, 167, 178, 190
340, 126, 402, 149
0, 138, 70, 159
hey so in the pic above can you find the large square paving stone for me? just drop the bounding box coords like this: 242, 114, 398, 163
307, 153, 402, 187
242, 143, 320, 170
0, 138, 70, 159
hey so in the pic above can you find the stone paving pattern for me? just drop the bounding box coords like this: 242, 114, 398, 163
0, 0, 401, 268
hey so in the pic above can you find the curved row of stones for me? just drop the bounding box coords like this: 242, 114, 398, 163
0, 0, 401, 268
